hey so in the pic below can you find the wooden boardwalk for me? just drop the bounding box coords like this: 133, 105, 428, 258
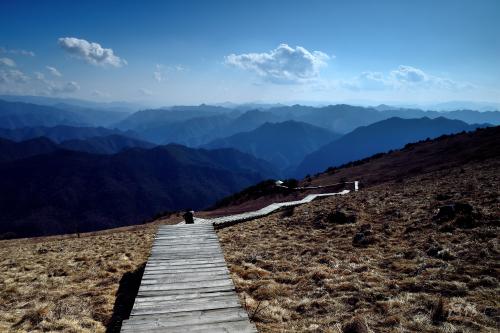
120, 224, 257, 332
193, 189, 353, 228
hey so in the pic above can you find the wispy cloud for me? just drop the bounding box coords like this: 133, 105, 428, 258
0, 57, 16, 67
46, 66, 62, 77
225, 43, 330, 84
0, 69, 29, 84
34, 71, 45, 81
0, 47, 35, 57
139, 88, 153, 96
154, 64, 165, 82
33, 69, 79, 95
92, 90, 110, 98
153, 64, 186, 82
342, 65, 472, 92
58, 37, 127, 67
49, 81, 80, 95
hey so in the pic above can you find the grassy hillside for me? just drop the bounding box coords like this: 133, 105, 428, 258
218, 158, 499, 332
0, 224, 158, 332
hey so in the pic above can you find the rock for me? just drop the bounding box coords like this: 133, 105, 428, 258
352, 223, 376, 246
433, 205, 456, 222
342, 317, 368, 333
438, 224, 455, 233
327, 210, 356, 224
352, 232, 375, 247
426, 244, 443, 257
454, 214, 477, 229
484, 307, 499, 318
433, 202, 478, 228
435, 193, 452, 201
454, 202, 473, 214
359, 223, 372, 232
436, 248, 456, 261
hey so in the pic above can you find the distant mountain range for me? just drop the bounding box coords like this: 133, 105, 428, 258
0, 125, 139, 143
0, 137, 59, 163
0, 94, 142, 113
295, 117, 488, 177
204, 120, 340, 174
2, 98, 499, 145
1, 96, 499, 239
0, 99, 130, 129
0, 100, 89, 129
59, 134, 155, 154
0, 135, 156, 162
117, 108, 282, 145
0, 142, 276, 238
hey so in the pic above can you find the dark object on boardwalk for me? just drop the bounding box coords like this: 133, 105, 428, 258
183, 210, 194, 224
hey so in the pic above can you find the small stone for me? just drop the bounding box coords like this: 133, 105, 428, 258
327, 210, 356, 224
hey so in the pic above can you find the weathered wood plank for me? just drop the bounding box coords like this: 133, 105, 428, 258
137, 284, 236, 297
124, 307, 250, 326
121, 319, 257, 333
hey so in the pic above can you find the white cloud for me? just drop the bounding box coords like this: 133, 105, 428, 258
0, 57, 16, 67
0, 69, 29, 84
91, 90, 110, 98
154, 64, 165, 82
139, 88, 153, 96
34, 71, 45, 81
153, 72, 164, 82
58, 37, 126, 67
225, 43, 330, 84
390, 65, 428, 84
46, 66, 62, 77
0, 47, 35, 57
342, 71, 390, 91
49, 81, 80, 95
342, 65, 470, 92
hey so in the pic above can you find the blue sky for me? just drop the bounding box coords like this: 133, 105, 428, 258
0, 0, 499, 106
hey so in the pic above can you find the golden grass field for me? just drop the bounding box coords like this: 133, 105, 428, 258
0, 224, 157, 333
218, 160, 499, 332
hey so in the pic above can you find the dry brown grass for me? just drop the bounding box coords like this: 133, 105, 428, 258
218, 159, 500, 332
0, 224, 157, 332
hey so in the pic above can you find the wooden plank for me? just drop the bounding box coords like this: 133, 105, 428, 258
121, 319, 257, 333
143, 265, 228, 273
137, 285, 236, 297
133, 291, 236, 304
132, 295, 240, 309
124, 308, 250, 327
143, 270, 228, 276
138, 278, 233, 291
141, 271, 229, 282
130, 299, 242, 316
